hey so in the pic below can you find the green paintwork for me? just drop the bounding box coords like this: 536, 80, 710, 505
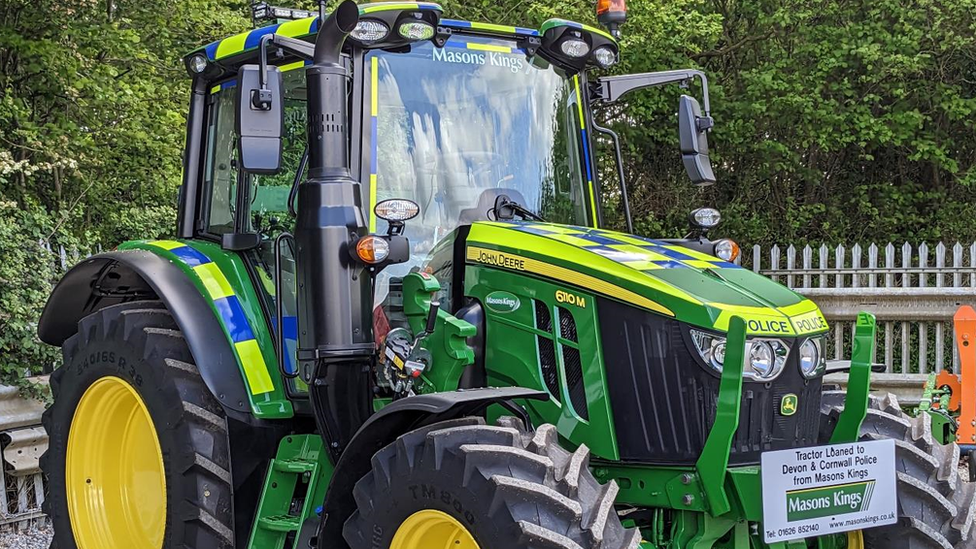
120, 239, 293, 418
465, 222, 830, 338
927, 408, 957, 445
465, 263, 620, 460
696, 315, 746, 517
246, 434, 334, 549
918, 374, 958, 445
830, 312, 876, 444
402, 272, 476, 392
592, 464, 707, 512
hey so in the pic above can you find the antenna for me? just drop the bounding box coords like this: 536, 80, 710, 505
319, 0, 326, 22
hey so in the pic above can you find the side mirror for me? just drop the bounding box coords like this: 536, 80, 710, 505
236, 64, 284, 175
678, 95, 716, 186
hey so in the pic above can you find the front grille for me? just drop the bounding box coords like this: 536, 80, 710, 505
535, 300, 560, 401
597, 297, 822, 465
558, 307, 588, 420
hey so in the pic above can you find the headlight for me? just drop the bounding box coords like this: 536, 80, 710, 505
690, 329, 789, 381
690, 330, 725, 373
799, 337, 825, 378
593, 46, 617, 68
351, 20, 390, 44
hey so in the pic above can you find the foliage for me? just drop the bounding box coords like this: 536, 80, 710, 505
0, 0, 250, 386
1, 0, 975, 389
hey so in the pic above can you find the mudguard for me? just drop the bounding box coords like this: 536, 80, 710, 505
38, 250, 252, 414
317, 387, 548, 544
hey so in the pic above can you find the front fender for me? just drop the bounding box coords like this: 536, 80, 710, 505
39, 250, 253, 414
318, 387, 548, 544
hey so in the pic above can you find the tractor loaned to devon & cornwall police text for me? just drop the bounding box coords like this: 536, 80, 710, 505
37, 1, 976, 548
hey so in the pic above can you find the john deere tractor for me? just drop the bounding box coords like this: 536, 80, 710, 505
38, 1, 976, 548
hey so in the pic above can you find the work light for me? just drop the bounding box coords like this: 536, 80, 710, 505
593, 46, 617, 68
690, 207, 721, 230
560, 38, 590, 58
188, 55, 209, 74
398, 21, 435, 41
346, 4, 443, 49
539, 18, 619, 73
351, 20, 390, 43
374, 199, 420, 222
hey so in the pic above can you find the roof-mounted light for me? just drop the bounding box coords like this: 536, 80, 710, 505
593, 46, 617, 68
347, 3, 444, 49
188, 54, 209, 74
560, 38, 590, 58
596, 0, 627, 38
399, 20, 435, 41
538, 18, 619, 74
251, 3, 315, 24
352, 19, 390, 44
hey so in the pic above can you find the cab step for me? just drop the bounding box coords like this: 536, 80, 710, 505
246, 435, 334, 549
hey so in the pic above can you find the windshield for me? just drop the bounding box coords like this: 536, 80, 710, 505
366, 35, 592, 252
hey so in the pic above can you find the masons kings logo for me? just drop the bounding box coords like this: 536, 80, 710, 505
485, 291, 521, 314
781, 394, 798, 416
786, 481, 876, 522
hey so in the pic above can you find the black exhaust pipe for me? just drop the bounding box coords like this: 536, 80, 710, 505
295, 0, 373, 461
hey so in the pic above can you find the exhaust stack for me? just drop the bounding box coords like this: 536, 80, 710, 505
294, 0, 373, 460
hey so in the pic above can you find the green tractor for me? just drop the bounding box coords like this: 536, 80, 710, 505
37, 1, 975, 548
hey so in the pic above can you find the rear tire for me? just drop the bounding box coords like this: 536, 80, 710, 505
821, 392, 976, 549
343, 416, 641, 549
42, 302, 236, 548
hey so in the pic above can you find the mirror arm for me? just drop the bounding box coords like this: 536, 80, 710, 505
597, 69, 711, 116
270, 34, 316, 61
258, 34, 316, 91
590, 121, 633, 234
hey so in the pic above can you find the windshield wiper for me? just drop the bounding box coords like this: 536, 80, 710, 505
492, 194, 545, 222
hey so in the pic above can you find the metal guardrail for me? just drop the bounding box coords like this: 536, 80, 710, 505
825, 372, 929, 409
0, 381, 48, 527
748, 242, 976, 374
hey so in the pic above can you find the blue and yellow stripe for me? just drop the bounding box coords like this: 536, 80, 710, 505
148, 240, 275, 395
573, 75, 599, 227
440, 19, 538, 37
369, 56, 380, 233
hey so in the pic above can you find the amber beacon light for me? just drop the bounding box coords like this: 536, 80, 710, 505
596, 0, 627, 37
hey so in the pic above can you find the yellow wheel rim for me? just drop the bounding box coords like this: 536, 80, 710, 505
66, 376, 166, 549
391, 510, 480, 549
848, 530, 865, 549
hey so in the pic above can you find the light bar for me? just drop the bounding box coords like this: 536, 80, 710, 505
251, 2, 315, 24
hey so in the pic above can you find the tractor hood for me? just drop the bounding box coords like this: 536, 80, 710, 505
464, 222, 828, 337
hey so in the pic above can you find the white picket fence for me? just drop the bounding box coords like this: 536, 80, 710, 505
745, 242, 976, 374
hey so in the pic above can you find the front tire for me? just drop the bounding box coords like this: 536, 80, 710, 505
343, 416, 641, 549
41, 302, 236, 549
821, 392, 976, 549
